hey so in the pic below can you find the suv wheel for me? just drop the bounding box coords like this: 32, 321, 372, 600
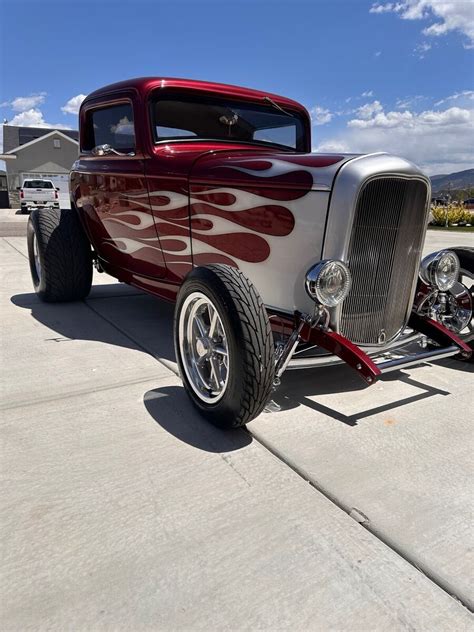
27, 208, 93, 302
174, 265, 275, 428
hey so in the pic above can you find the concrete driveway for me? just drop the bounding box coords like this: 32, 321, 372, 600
1, 210, 473, 630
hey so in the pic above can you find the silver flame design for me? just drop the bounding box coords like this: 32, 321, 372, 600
102, 158, 308, 262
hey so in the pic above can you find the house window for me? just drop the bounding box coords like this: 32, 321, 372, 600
53, 138, 61, 148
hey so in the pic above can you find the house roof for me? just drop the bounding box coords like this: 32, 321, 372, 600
6, 130, 79, 155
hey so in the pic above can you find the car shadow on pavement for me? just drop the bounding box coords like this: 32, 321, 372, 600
11, 286, 251, 452
271, 365, 451, 427
143, 386, 251, 452
10, 284, 462, 436
11, 284, 177, 365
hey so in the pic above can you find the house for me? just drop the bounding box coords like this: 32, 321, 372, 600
1, 125, 79, 208
463, 198, 474, 210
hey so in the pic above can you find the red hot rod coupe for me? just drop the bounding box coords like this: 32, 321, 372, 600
27, 77, 473, 428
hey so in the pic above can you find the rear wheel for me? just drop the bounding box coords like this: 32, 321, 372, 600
27, 208, 93, 302
174, 265, 275, 428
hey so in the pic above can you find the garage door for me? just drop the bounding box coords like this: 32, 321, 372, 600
21, 173, 71, 209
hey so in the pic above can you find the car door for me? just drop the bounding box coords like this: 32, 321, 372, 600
71, 96, 167, 279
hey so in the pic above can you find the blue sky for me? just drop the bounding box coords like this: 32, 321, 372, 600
1, 0, 473, 174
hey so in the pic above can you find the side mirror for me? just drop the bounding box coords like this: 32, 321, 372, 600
56, 187, 60, 191
16, 186, 21, 190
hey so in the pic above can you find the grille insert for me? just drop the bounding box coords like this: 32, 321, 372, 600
340, 177, 428, 345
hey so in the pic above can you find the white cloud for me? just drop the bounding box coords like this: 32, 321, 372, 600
315, 139, 349, 153
414, 41, 432, 58
310, 106, 333, 126
0, 93, 46, 111
8, 108, 71, 130
374, 51, 382, 57
348, 105, 471, 129
370, 1, 474, 47
61, 94, 87, 115
356, 100, 384, 120
343, 91, 375, 106
314, 100, 474, 175
434, 90, 474, 106
370, 3, 403, 14
395, 95, 425, 109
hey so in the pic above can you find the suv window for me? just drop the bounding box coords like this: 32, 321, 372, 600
23, 180, 53, 188
84, 103, 135, 152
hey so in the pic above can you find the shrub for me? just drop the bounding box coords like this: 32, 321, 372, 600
430, 203, 467, 226
462, 209, 473, 225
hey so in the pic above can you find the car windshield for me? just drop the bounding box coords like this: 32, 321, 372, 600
23, 180, 53, 188
150, 92, 307, 151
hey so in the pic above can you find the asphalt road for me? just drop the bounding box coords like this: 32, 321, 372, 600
1, 209, 473, 630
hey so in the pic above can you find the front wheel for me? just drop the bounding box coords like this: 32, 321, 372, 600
174, 265, 275, 428
428, 247, 474, 362
451, 247, 474, 361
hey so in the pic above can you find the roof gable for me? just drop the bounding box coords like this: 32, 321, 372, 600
6, 130, 79, 155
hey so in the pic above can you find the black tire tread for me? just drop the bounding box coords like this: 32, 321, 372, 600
176, 264, 275, 428
212, 265, 274, 427
28, 208, 92, 302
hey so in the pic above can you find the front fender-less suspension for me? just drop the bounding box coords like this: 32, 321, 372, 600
271, 310, 471, 386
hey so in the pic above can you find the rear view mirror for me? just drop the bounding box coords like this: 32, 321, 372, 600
16, 186, 20, 190
56, 188, 60, 191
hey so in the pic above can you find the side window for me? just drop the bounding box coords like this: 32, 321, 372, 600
85, 103, 135, 152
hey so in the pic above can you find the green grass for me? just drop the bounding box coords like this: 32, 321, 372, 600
428, 225, 474, 232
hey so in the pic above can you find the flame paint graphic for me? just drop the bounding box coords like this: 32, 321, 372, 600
102, 158, 318, 277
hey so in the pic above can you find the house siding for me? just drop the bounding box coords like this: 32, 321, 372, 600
4, 127, 79, 208
3, 125, 78, 153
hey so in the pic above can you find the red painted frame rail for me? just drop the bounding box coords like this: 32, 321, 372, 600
271, 310, 471, 386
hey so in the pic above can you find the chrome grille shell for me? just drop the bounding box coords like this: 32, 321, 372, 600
340, 176, 429, 344
320, 153, 431, 349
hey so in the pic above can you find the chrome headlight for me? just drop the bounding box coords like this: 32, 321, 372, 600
420, 250, 460, 291
305, 260, 352, 307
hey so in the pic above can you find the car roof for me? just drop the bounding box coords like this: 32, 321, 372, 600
83, 77, 308, 115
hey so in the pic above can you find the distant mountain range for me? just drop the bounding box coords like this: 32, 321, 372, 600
430, 169, 474, 193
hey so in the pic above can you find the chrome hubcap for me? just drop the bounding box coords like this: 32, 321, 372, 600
33, 233, 41, 281
178, 292, 229, 403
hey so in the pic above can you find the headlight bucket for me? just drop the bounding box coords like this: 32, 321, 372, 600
305, 260, 352, 307
419, 250, 460, 292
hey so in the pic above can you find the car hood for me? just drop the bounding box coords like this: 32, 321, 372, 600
190, 150, 360, 193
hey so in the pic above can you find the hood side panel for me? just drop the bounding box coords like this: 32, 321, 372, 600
187, 152, 347, 311
191, 151, 357, 191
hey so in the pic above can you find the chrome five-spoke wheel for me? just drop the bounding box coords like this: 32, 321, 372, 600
178, 291, 230, 403
174, 265, 275, 428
